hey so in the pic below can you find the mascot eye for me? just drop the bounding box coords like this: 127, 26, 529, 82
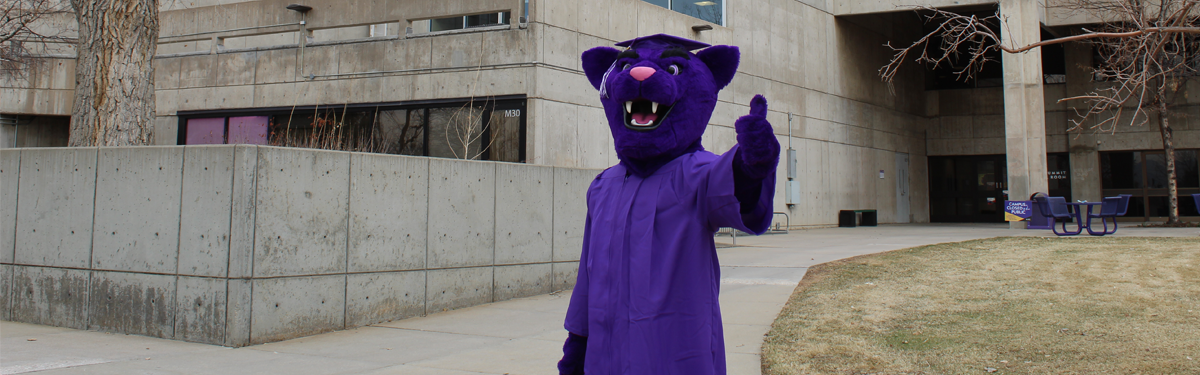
623, 63, 632, 71
667, 64, 680, 75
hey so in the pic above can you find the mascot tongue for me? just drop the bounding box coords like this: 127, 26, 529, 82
632, 113, 657, 124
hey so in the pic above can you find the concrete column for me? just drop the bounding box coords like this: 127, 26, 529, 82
1000, 0, 1049, 229
1063, 39, 1103, 202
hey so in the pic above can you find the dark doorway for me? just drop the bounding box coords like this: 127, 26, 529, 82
928, 153, 1072, 222
929, 155, 1009, 222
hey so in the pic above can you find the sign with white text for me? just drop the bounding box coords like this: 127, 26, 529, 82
1004, 200, 1033, 222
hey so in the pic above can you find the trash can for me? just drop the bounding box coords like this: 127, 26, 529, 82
1026, 193, 1053, 230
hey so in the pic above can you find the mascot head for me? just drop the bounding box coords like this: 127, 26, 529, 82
582, 34, 740, 166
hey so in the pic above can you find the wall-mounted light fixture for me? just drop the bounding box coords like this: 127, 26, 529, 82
286, 4, 312, 13
691, 24, 713, 32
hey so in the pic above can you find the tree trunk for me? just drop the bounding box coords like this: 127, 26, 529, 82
68, 0, 158, 146
1158, 110, 1180, 224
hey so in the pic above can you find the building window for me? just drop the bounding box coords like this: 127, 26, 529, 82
178, 98, 527, 163
428, 11, 512, 32
184, 116, 270, 145
642, 0, 724, 26
1101, 150, 1200, 219
1, 114, 71, 148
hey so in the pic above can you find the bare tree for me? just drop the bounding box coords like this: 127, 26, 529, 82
67, 0, 158, 146
443, 34, 497, 160
1, 0, 72, 76
882, 1, 1200, 224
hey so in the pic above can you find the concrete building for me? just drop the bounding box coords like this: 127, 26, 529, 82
4, 0, 1199, 226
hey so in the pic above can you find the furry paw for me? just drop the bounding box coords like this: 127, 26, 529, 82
557, 332, 587, 375
734, 95, 780, 179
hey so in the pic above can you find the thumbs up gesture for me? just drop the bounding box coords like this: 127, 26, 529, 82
733, 95, 780, 180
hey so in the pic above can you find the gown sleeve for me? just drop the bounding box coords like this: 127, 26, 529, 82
705, 145, 776, 235
563, 178, 600, 336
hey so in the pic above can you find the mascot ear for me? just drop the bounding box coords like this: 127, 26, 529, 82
582, 47, 620, 91
697, 45, 740, 90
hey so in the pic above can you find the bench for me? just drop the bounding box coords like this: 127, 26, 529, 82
1087, 194, 1131, 235
838, 209, 877, 228
1033, 196, 1083, 236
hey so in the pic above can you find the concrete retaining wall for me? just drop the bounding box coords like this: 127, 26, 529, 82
0, 145, 596, 346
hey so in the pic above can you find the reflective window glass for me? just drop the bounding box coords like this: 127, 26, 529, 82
1145, 153, 1169, 189
1047, 153, 1072, 193
672, 0, 723, 24
1101, 152, 1141, 189
957, 197, 977, 217
466, 12, 509, 28
228, 116, 269, 145
977, 160, 996, 191
931, 197, 955, 217
980, 196, 997, 215
1180, 195, 1199, 217
1148, 196, 1172, 217
374, 109, 425, 156
955, 159, 973, 192
428, 106, 485, 159
430, 17, 464, 32
931, 158, 955, 193
643, 0, 669, 8
487, 108, 522, 163
641, 0, 722, 25
1126, 196, 1146, 217
429, 11, 510, 33
186, 99, 525, 162
185, 118, 225, 145
1176, 150, 1198, 188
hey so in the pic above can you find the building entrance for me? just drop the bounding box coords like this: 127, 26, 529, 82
928, 154, 1072, 222
929, 155, 1008, 222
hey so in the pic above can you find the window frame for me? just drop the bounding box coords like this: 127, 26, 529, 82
1099, 149, 1200, 220
176, 95, 528, 163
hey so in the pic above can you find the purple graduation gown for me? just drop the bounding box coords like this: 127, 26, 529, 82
564, 145, 775, 375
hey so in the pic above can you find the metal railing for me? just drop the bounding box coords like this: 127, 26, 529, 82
715, 212, 791, 246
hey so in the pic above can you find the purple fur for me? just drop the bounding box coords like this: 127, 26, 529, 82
580, 35, 778, 209
557, 332, 587, 375
734, 95, 780, 180
581, 42, 740, 175
733, 95, 779, 214
697, 45, 740, 90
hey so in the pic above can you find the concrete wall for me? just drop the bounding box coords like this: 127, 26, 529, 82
925, 86, 1075, 157
926, 80, 1200, 205
526, 0, 935, 226
4, 0, 939, 227
1, 145, 595, 346
0, 58, 75, 116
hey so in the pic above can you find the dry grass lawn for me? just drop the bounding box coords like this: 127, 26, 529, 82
762, 237, 1200, 374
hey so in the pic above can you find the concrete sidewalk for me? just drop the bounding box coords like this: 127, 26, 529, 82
3, 224, 1196, 375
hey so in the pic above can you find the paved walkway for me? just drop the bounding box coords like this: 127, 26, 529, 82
3, 224, 1196, 375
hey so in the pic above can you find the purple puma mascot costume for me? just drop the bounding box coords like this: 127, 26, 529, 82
558, 34, 780, 375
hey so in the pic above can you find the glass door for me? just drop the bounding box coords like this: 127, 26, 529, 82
929, 155, 1009, 222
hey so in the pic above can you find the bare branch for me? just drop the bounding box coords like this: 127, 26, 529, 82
881, 0, 1200, 223
1, 0, 73, 74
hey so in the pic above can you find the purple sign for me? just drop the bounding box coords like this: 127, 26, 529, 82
228, 116, 269, 145
185, 118, 225, 145
1004, 200, 1033, 222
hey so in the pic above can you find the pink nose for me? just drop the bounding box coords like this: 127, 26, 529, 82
629, 67, 656, 81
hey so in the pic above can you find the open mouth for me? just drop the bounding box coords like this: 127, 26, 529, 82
623, 99, 673, 131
